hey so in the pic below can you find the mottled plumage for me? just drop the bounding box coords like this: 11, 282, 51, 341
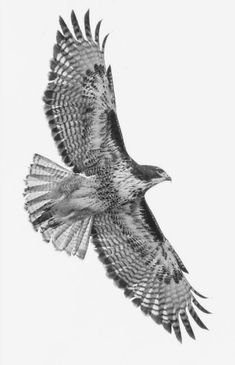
24, 10, 209, 342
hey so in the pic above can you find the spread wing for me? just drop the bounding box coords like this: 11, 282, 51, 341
43, 10, 128, 173
92, 198, 209, 342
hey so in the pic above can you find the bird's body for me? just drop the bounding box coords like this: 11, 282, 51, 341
24, 10, 209, 342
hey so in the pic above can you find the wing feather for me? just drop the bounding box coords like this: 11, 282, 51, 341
44, 11, 128, 173
71, 11, 83, 41
92, 198, 209, 341
84, 10, 93, 42
95, 20, 102, 45
180, 311, 195, 339
59, 16, 74, 39
102, 33, 109, 52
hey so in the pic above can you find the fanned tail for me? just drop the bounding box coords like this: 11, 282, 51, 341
24, 153, 93, 259
24, 153, 70, 230
45, 216, 93, 259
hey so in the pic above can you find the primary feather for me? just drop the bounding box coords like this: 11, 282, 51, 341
24, 10, 209, 342
44, 10, 124, 173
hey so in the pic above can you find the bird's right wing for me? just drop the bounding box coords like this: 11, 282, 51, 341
44, 11, 128, 174
92, 198, 209, 342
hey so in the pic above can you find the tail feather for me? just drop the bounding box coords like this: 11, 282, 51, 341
76, 217, 93, 258
24, 153, 93, 259
25, 183, 54, 193
24, 154, 70, 230
30, 154, 68, 177
64, 216, 93, 258
43, 217, 93, 259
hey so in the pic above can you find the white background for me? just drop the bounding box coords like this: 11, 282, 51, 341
1, 0, 235, 364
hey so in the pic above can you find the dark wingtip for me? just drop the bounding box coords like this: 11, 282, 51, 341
71, 9, 76, 18
85, 8, 90, 18
71, 10, 76, 25
192, 296, 211, 314
84, 9, 90, 27
163, 322, 172, 334
71, 9, 83, 41
141, 305, 150, 315
56, 30, 64, 44
175, 331, 182, 343
190, 332, 196, 340
189, 306, 208, 330
59, 15, 66, 29
95, 19, 102, 45
124, 288, 134, 298
132, 297, 142, 307
180, 312, 196, 340
192, 288, 208, 299
197, 321, 209, 330
102, 33, 109, 52
84, 9, 92, 41
59, 16, 71, 37
150, 314, 162, 325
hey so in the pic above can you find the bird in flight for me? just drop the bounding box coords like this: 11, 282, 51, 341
24, 10, 209, 342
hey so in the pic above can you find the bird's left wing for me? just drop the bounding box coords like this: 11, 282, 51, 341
92, 198, 209, 342
44, 11, 128, 174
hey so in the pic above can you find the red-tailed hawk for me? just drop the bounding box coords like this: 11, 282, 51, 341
24, 10, 209, 342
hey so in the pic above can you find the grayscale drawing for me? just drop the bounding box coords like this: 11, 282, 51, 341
24, 10, 209, 342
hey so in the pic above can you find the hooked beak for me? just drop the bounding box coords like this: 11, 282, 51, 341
165, 174, 172, 182
159, 171, 172, 183
155, 172, 172, 185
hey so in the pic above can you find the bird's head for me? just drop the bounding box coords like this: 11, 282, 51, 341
145, 165, 172, 185
133, 163, 172, 188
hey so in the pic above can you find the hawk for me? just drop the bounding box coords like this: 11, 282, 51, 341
24, 10, 209, 342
